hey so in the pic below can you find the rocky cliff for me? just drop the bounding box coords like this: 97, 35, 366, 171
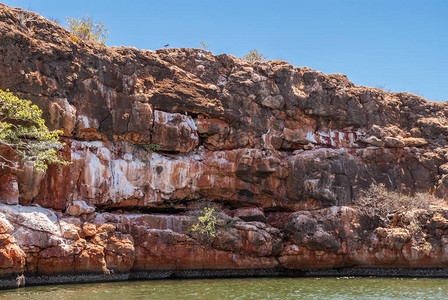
1, 4, 448, 288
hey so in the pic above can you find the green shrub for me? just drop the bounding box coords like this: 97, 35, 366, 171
66, 15, 109, 45
242, 49, 266, 63
145, 144, 160, 152
191, 207, 218, 238
0, 90, 69, 172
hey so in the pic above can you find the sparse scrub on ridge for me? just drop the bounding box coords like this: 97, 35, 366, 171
47, 16, 61, 24
242, 49, 266, 63
374, 84, 392, 92
200, 41, 209, 50
66, 15, 109, 45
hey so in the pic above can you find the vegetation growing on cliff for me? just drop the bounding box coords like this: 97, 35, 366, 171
192, 207, 219, 239
0, 89, 68, 172
199, 41, 209, 50
352, 184, 440, 223
242, 49, 266, 63
66, 15, 109, 45
352, 184, 443, 254
144, 144, 161, 152
190, 203, 239, 246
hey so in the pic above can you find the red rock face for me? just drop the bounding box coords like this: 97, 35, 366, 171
0, 174, 19, 205
0, 4, 448, 280
0, 218, 25, 276
152, 110, 199, 152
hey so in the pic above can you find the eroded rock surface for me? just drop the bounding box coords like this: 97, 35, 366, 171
0, 4, 448, 284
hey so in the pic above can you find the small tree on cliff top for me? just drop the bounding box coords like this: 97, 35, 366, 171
66, 15, 109, 45
0, 90, 69, 173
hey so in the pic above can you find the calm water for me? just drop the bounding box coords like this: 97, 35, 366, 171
0, 277, 447, 300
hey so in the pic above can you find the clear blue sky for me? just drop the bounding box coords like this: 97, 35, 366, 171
2, 0, 448, 102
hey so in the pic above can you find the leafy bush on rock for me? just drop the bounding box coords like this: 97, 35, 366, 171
0, 89, 69, 172
192, 207, 218, 238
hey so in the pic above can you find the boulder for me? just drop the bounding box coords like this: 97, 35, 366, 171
66, 200, 95, 216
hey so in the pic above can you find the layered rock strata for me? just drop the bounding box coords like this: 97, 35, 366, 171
0, 4, 448, 288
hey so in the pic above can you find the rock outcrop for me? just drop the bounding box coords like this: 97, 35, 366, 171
0, 4, 448, 288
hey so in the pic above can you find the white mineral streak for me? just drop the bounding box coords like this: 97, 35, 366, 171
77, 115, 90, 128
69, 139, 256, 205
82, 148, 109, 199
305, 131, 317, 143
109, 158, 145, 200
304, 129, 359, 148
70, 141, 235, 204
